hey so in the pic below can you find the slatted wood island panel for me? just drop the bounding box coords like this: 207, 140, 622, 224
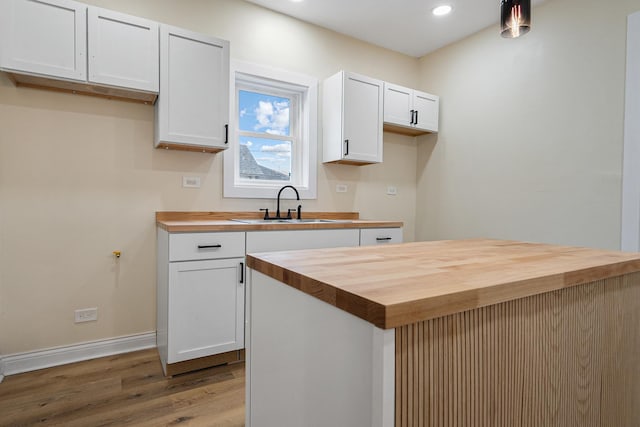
395, 273, 640, 426
246, 239, 640, 427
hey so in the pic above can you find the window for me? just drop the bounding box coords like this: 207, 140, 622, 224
224, 61, 318, 199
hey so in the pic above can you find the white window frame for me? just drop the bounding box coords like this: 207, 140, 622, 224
224, 60, 318, 199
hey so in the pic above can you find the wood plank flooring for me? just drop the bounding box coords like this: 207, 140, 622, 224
0, 349, 245, 426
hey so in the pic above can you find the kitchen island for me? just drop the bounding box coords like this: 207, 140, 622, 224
245, 239, 640, 426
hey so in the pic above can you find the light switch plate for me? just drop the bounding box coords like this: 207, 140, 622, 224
336, 184, 348, 193
387, 186, 397, 195
183, 176, 201, 188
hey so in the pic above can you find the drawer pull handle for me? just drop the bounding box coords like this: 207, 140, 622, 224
240, 262, 244, 284
197, 244, 222, 249
376, 237, 392, 241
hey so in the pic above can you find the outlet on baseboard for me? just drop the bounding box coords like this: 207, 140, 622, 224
75, 308, 98, 323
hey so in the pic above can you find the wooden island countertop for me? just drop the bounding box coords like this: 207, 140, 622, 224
246, 238, 640, 329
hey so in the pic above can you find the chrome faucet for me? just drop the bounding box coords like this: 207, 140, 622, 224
261, 185, 302, 220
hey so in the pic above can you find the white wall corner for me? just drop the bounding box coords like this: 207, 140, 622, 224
622, 11, 640, 252
1, 331, 156, 377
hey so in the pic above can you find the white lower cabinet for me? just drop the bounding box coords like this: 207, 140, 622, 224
157, 225, 402, 376
168, 258, 244, 363
157, 229, 245, 376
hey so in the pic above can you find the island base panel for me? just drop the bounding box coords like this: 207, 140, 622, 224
246, 270, 395, 427
395, 272, 640, 426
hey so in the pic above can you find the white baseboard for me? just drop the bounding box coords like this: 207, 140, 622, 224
0, 331, 156, 378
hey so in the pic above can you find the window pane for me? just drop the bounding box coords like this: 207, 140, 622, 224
238, 90, 290, 136
239, 136, 291, 181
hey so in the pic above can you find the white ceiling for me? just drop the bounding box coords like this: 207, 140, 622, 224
245, 0, 547, 57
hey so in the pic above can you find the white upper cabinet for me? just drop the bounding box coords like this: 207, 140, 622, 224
323, 71, 383, 165
383, 83, 413, 127
0, 0, 87, 81
87, 7, 159, 92
0, 0, 159, 102
412, 90, 439, 132
384, 82, 439, 135
155, 25, 230, 152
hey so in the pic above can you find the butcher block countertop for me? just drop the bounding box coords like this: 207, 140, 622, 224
246, 238, 640, 329
156, 211, 402, 232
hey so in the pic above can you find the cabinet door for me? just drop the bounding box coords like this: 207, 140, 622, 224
383, 83, 413, 127
168, 258, 244, 363
413, 90, 439, 132
156, 25, 230, 151
87, 7, 159, 92
342, 72, 383, 163
0, 0, 86, 81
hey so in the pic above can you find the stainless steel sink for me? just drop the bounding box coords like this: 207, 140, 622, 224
230, 218, 352, 224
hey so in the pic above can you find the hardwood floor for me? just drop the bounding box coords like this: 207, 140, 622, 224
0, 349, 245, 426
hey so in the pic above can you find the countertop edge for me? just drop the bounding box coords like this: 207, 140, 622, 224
246, 255, 389, 329
246, 240, 640, 329
158, 220, 404, 232
155, 211, 402, 232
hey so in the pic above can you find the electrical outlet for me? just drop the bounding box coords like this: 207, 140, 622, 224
336, 184, 348, 193
75, 308, 98, 323
387, 186, 398, 195
182, 176, 201, 188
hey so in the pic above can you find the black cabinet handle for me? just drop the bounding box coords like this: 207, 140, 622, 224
239, 262, 244, 284
410, 109, 415, 124
415, 111, 418, 125
224, 124, 229, 144
376, 237, 392, 241
197, 244, 222, 249
344, 139, 349, 156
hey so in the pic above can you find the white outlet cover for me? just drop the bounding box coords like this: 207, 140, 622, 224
75, 308, 98, 323
182, 176, 201, 188
336, 184, 348, 193
387, 186, 397, 195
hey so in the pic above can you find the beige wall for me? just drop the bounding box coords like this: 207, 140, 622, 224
0, 0, 419, 354
416, 0, 640, 249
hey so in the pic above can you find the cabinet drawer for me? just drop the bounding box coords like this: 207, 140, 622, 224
170, 232, 245, 261
360, 228, 403, 246
246, 229, 360, 253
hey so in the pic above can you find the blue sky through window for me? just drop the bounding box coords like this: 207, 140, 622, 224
238, 90, 292, 179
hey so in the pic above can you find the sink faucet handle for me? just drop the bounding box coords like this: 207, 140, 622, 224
259, 208, 270, 220
286, 208, 296, 219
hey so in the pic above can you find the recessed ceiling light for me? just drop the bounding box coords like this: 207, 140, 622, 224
432, 5, 452, 16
